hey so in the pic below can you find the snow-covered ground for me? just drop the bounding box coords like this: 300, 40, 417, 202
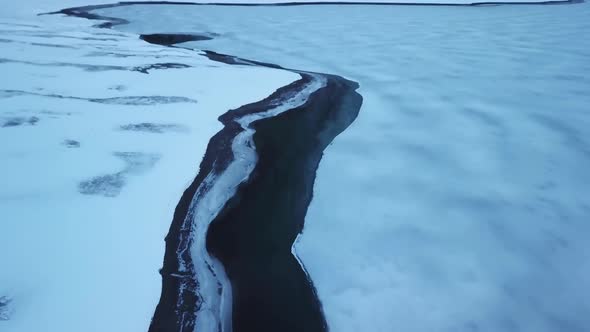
0, 4, 298, 332
2, 1, 589, 332
97, 2, 590, 332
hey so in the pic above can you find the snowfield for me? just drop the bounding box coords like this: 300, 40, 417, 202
0, 4, 297, 332
1, 1, 589, 332
97, 2, 590, 332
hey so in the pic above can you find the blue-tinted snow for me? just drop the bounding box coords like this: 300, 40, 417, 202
98, 3, 590, 332
0, 7, 298, 332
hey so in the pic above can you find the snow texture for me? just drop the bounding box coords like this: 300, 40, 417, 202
99, 2, 590, 332
0, 4, 298, 332
1, 1, 588, 332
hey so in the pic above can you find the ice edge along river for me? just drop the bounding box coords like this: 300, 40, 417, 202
182, 74, 326, 331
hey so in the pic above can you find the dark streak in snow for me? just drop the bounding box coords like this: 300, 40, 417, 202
132, 62, 192, 74
0, 57, 127, 71
31, 33, 121, 41
63, 139, 81, 148
92, 95, 197, 105
0, 57, 191, 74
28, 116, 40, 125
202, 50, 284, 69
85, 50, 194, 59
2, 116, 39, 127
78, 152, 160, 197
2, 118, 24, 128
120, 122, 188, 133
140, 33, 214, 45
108, 84, 127, 91
29, 42, 78, 49
0, 296, 11, 321
0, 22, 40, 28
79, 172, 126, 197
0, 90, 198, 105
47, 5, 130, 29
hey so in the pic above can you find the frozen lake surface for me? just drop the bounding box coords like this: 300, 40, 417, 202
96, 3, 590, 331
